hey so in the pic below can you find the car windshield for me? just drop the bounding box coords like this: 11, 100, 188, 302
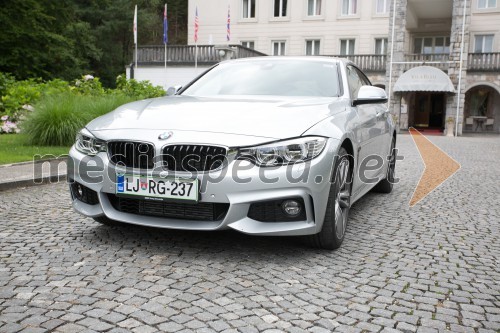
181, 59, 341, 97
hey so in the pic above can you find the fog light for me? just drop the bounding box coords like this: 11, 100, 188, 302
73, 183, 83, 199
282, 200, 302, 217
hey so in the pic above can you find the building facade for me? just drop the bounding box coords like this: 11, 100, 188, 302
188, 0, 500, 134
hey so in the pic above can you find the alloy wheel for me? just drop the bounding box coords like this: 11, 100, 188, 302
334, 157, 351, 239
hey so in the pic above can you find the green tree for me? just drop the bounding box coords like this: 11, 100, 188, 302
0, 0, 187, 86
0, 0, 99, 80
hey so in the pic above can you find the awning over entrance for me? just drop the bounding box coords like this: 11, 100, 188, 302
394, 66, 455, 93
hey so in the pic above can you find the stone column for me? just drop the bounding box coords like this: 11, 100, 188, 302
446, 0, 471, 136
385, 0, 408, 130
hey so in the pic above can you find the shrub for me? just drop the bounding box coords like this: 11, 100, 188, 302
2, 73, 164, 143
73, 75, 106, 96
23, 93, 84, 146
0, 77, 70, 125
115, 75, 165, 99
23, 92, 136, 146
0, 72, 15, 97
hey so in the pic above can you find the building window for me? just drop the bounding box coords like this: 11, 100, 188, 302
308, 0, 322, 16
272, 41, 286, 55
341, 0, 357, 15
242, 0, 256, 18
414, 37, 451, 54
340, 39, 355, 55
375, 38, 388, 54
306, 40, 321, 55
474, 35, 494, 52
241, 41, 255, 49
478, 0, 497, 9
376, 0, 390, 13
274, 0, 288, 17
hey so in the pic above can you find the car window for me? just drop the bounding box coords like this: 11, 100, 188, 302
182, 60, 341, 97
346, 65, 365, 99
354, 67, 372, 86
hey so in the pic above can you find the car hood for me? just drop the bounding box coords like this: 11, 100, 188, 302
87, 95, 346, 139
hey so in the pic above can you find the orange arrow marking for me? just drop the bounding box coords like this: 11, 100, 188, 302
409, 128, 461, 207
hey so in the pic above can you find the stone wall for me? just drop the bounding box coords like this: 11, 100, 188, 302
446, 0, 471, 136
385, 0, 408, 131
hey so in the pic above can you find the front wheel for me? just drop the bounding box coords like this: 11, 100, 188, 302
309, 147, 352, 250
373, 138, 396, 194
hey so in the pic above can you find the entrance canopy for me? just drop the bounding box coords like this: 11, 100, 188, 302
394, 66, 455, 93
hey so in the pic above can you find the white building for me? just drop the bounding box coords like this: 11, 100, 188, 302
186, 0, 500, 134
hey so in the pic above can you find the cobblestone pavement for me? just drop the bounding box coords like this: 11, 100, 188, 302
0, 134, 499, 333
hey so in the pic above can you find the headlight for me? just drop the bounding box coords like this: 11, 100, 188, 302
237, 137, 327, 166
75, 128, 107, 156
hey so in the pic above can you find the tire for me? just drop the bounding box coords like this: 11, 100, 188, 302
93, 216, 120, 227
373, 138, 396, 194
309, 147, 352, 250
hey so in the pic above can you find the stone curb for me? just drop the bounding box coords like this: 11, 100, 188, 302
0, 158, 67, 192
0, 174, 67, 192
0, 156, 67, 168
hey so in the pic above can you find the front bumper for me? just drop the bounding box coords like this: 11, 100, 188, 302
68, 138, 340, 236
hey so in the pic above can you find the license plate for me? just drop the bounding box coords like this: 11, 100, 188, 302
116, 174, 199, 202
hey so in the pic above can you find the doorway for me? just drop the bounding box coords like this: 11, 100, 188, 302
413, 93, 445, 129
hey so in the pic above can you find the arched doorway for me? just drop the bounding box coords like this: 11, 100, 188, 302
464, 85, 500, 133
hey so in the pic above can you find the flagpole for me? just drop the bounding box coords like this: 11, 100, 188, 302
194, 6, 199, 69
134, 5, 138, 69
164, 3, 167, 70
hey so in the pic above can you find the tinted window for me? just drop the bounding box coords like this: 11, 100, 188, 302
182, 60, 340, 97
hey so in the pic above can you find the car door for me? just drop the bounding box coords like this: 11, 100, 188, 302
354, 67, 392, 181
346, 65, 386, 195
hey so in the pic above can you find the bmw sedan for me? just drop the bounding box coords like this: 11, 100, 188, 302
68, 57, 396, 249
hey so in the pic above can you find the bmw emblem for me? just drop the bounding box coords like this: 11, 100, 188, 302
158, 131, 173, 140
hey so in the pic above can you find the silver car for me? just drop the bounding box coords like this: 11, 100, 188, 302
68, 57, 396, 249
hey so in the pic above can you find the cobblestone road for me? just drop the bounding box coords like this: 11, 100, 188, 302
0, 134, 499, 333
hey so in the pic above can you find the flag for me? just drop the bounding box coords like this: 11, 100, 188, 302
133, 5, 138, 45
163, 4, 168, 44
194, 6, 199, 43
226, 5, 230, 42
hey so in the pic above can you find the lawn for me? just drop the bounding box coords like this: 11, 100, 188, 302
0, 134, 70, 165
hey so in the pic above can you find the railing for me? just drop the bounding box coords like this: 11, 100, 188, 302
325, 54, 387, 72
137, 45, 266, 65
468, 53, 500, 71
137, 47, 500, 72
402, 54, 450, 70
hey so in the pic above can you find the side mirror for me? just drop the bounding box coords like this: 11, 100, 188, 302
353, 86, 387, 106
166, 85, 182, 96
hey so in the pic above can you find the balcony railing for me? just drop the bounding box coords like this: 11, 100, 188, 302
335, 53, 500, 72
136, 45, 266, 65
468, 53, 500, 71
401, 53, 450, 70
325, 54, 387, 72
136, 47, 500, 72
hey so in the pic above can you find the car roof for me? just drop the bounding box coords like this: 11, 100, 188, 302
222, 56, 351, 66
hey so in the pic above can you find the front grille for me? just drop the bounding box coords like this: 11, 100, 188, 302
70, 181, 99, 205
162, 145, 227, 172
248, 198, 307, 222
108, 141, 155, 169
108, 194, 229, 221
